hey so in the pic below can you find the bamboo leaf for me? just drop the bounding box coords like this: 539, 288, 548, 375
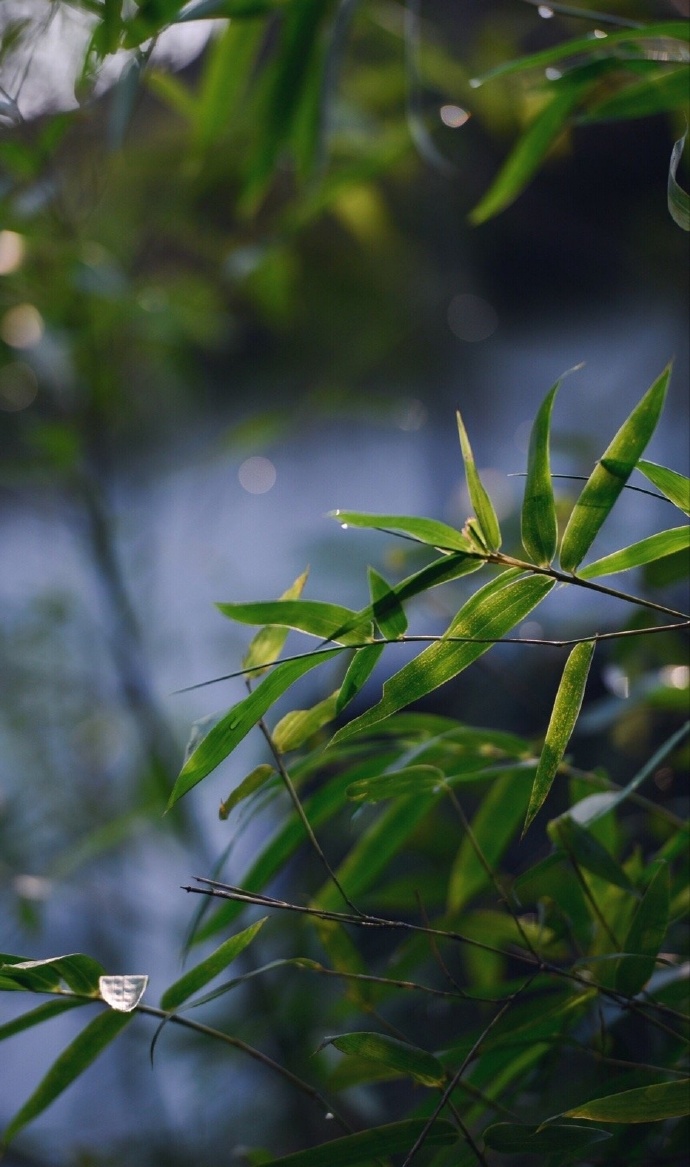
160, 918, 267, 1011
99, 975, 148, 1013
560, 367, 670, 572
2, 1008, 133, 1146
332, 572, 554, 745
615, 862, 669, 996
218, 599, 369, 648
484, 1122, 611, 1153
7, 954, 105, 996
638, 459, 690, 514
168, 648, 341, 809
0, 999, 89, 1043
456, 411, 502, 551
549, 815, 633, 892
272, 690, 339, 752
561, 1079, 690, 1123
368, 566, 408, 638
582, 67, 690, 123
579, 526, 690, 578
523, 641, 595, 835
220, 763, 276, 820
240, 569, 310, 676
336, 644, 384, 714
329, 509, 472, 552
449, 769, 532, 912
346, 764, 444, 803
668, 131, 690, 231
521, 379, 560, 566
318, 1031, 446, 1087
264, 1118, 458, 1165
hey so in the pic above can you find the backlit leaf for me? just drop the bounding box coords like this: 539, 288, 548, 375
561, 1079, 690, 1122
579, 526, 690, 578
456, 410, 502, 551
615, 862, 669, 996
99, 975, 148, 1012
219, 763, 275, 820
264, 1119, 457, 1165
368, 565, 408, 638
218, 598, 368, 649
160, 918, 266, 1011
521, 379, 560, 566
319, 1031, 445, 1087
240, 569, 310, 676
336, 644, 384, 714
559, 367, 670, 573
638, 458, 690, 514
7, 954, 104, 996
346, 764, 444, 802
272, 691, 339, 752
329, 509, 472, 552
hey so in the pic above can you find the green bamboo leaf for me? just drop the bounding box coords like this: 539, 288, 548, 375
579, 526, 690, 578
272, 690, 339, 752
548, 815, 633, 892
319, 1031, 446, 1087
239, 569, 310, 676
521, 379, 560, 566
561, 1079, 690, 1123
168, 648, 341, 809
264, 1119, 458, 1165
218, 600, 368, 650
638, 458, 690, 514
582, 67, 690, 123
219, 763, 276, 820
449, 769, 532, 912
615, 862, 669, 996
2, 1008, 133, 1146
456, 411, 502, 551
469, 77, 591, 225
7, 954, 105, 996
329, 509, 472, 552
523, 641, 595, 835
668, 131, 690, 231
99, 975, 149, 1012
560, 367, 671, 572
160, 918, 267, 1011
0, 999, 88, 1043
368, 566, 408, 638
484, 1122, 611, 1154
336, 644, 384, 714
346, 764, 444, 803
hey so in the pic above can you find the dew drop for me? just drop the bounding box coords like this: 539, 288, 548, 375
538, 5, 554, 17
545, 66, 562, 80
469, 78, 482, 89
341, 523, 349, 530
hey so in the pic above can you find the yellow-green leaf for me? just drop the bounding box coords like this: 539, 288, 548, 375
240, 569, 309, 676
272, 690, 339, 752
561, 1079, 690, 1123
638, 459, 690, 514
160, 918, 266, 1011
346, 764, 444, 803
336, 643, 384, 714
456, 410, 502, 551
264, 1119, 458, 1165
579, 526, 690, 578
368, 565, 408, 638
219, 763, 275, 820
521, 379, 559, 566
319, 1031, 446, 1087
329, 509, 472, 552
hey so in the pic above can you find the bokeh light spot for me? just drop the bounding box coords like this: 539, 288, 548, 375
395, 399, 428, 431
1, 303, 44, 348
0, 230, 25, 274
439, 104, 470, 128
447, 294, 498, 342
238, 456, 277, 494
0, 361, 38, 411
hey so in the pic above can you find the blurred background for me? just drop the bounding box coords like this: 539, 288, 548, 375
0, 0, 688, 1162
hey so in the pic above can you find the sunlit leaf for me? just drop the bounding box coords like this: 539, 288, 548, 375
523, 641, 595, 835
329, 509, 472, 552
264, 1119, 458, 1165
368, 565, 408, 638
99, 975, 148, 1012
318, 1031, 446, 1087
561, 1079, 690, 1122
2, 1009, 133, 1146
456, 410, 502, 551
560, 366, 670, 573
272, 690, 339, 752
332, 572, 555, 744
615, 862, 669, 996
638, 458, 690, 513
240, 569, 310, 676
548, 815, 633, 893
218, 600, 368, 651
220, 763, 276, 820
160, 918, 267, 1011
7, 954, 104, 996
484, 1122, 611, 1153
579, 526, 690, 578
521, 379, 560, 566
346, 764, 444, 802
336, 644, 385, 714
168, 648, 341, 808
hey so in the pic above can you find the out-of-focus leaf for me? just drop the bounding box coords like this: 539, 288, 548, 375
319, 1031, 446, 1087
548, 815, 633, 892
615, 862, 669, 996
638, 458, 690, 513
7, 954, 104, 996
329, 509, 472, 552
484, 1122, 611, 1153
160, 918, 266, 1011
108, 55, 142, 151
469, 77, 592, 225
523, 641, 595, 835
272, 690, 339, 752
521, 379, 560, 566
668, 131, 689, 229
2, 1009, 134, 1146
582, 67, 689, 123
368, 566, 408, 638
264, 1119, 458, 1165
168, 648, 341, 808
177, 0, 289, 20
561, 1079, 690, 1122
346, 764, 444, 802
456, 411, 502, 551
579, 526, 690, 578
448, 769, 532, 913
220, 763, 275, 820
99, 975, 148, 1012
240, 570, 310, 677
0, 999, 88, 1043
336, 644, 385, 714
332, 572, 555, 744
560, 366, 670, 573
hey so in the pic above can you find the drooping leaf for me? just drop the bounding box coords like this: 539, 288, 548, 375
346, 764, 444, 803
168, 648, 341, 808
0, 999, 88, 1043
559, 367, 670, 573
449, 769, 532, 913
2, 1008, 134, 1146
99, 975, 149, 1012
272, 690, 339, 752
220, 763, 276, 820
336, 643, 385, 714
668, 131, 690, 230
548, 815, 633, 893
561, 1079, 690, 1123
218, 599, 368, 649
368, 565, 408, 638
456, 411, 502, 551
240, 569, 310, 676
319, 1031, 446, 1087
264, 1118, 458, 1165
637, 459, 690, 514
484, 1122, 611, 1153
329, 509, 472, 552
523, 641, 595, 835
579, 526, 690, 579
7, 954, 105, 996
615, 862, 670, 996
331, 572, 555, 745
521, 379, 560, 566
160, 918, 267, 1011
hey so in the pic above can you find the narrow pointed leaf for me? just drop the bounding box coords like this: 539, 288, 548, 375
2, 1008, 133, 1146
449, 769, 532, 912
0, 999, 88, 1043
521, 380, 559, 566
240, 569, 310, 675
368, 566, 408, 638
560, 367, 670, 572
220, 763, 275, 820
638, 459, 690, 514
332, 572, 554, 745
561, 1079, 690, 1123
549, 816, 633, 892
160, 918, 267, 1011
336, 643, 384, 714
8, 954, 105, 996
484, 1123, 611, 1153
456, 411, 502, 551
615, 862, 670, 996
272, 690, 339, 752
668, 131, 690, 231
218, 599, 368, 647
264, 1119, 458, 1165
523, 641, 595, 835
329, 510, 472, 552
579, 526, 690, 578
583, 67, 690, 123
319, 1031, 445, 1087
168, 648, 341, 808
99, 975, 148, 1013
346, 764, 444, 803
